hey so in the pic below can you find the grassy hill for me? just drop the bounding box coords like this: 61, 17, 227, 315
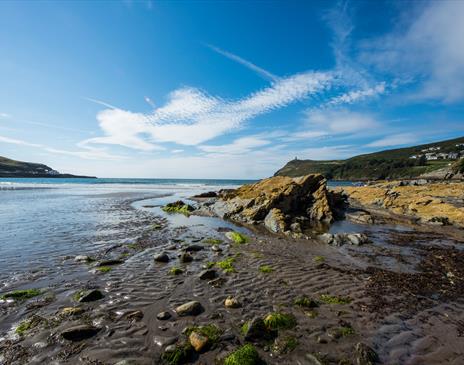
275, 136, 464, 180
0, 156, 95, 178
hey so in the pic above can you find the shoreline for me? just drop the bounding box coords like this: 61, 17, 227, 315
1, 186, 464, 364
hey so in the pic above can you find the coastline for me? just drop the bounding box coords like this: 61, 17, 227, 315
0, 179, 463, 364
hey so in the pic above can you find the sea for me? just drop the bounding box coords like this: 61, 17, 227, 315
0, 178, 355, 291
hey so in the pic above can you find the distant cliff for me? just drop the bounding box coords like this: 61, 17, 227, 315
0, 156, 96, 178
275, 136, 464, 181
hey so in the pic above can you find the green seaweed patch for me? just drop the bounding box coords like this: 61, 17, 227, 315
216, 258, 236, 273
319, 294, 352, 305
150, 223, 163, 230
240, 321, 250, 336
313, 255, 325, 263
224, 344, 261, 365
263, 312, 297, 331
1, 289, 42, 301
162, 201, 194, 216
294, 296, 318, 308
203, 238, 222, 245
162, 342, 193, 365
127, 243, 141, 250
227, 231, 249, 244
329, 325, 355, 338
170, 267, 184, 275
96, 266, 112, 273
205, 261, 216, 269
15, 316, 44, 336
272, 335, 298, 354
259, 265, 273, 274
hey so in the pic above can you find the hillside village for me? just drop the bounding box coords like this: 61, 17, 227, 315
410, 143, 464, 161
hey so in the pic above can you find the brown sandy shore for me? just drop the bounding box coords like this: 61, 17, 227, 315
1, 187, 464, 364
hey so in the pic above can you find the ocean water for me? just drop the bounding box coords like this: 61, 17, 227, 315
0, 177, 355, 291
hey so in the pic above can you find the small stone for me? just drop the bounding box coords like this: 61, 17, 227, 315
189, 331, 209, 352
175, 301, 204, 316
154, 253, 170, 263
97, 259, 124, 266
157, 311, 171, 320
211, 245, 222, 252
208, 277, 226, 288
224, 296, 241, 308
164, 344, 177, 353
290, 222, 302, 233
126, 310, 144, 321
180, 252, 193, 263
154, 336, 178, 347
198, 269, 217, 280
243, 317, 269, 342
355, 342, 379, 365
61, 324, 100, 341
184, 244, 203, 252
76, 289, 104, 302
74, 255, 91, 262
318, 233, 334, 245
60, 307, 85, 316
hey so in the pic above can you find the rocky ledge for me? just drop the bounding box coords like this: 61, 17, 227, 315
342, 181, 464, 228
197, 174, 345, 235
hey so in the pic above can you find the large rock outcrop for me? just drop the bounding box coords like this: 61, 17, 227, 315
201, 174, 343, 234
343, 181, 464, 228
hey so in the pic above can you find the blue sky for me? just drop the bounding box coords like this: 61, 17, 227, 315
0, 0, 463, 178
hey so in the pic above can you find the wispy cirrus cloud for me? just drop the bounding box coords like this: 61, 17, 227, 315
199, 136, 271, 155
81, 71, 334, 150
366, 133, 417, 148
206, 44, 278, 82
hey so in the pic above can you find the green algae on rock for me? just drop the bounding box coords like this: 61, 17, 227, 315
226, 231, 249, 244
1, 289, 42, 301
162, 201, 195, 215
224, 344, 261, 365
216, 257, 236, 273
259, 265, 273, 273
294, 296, 318, 308
263, 312, 297, 331
319, 294, 352, 305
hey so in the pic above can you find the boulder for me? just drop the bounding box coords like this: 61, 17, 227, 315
61, 324, 100, 341
264, 208, 287, 233
75, 289, 104, 302
243, 317, 273, 342
184, 244, 204, 252
355, 342, 379, 365
198, 269, 217, 280
154, 253, 170, 263
175, 301, 204, 316
180, 252, 193, 263
157, 311, 171, 320
189, 331, 209, 352
224, 296, 241, 308
203, 174, 340, 234
97, 259, 123, 266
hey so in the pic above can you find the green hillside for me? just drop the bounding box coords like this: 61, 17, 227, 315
0, 156, 95, 178
275, 136, 464, 180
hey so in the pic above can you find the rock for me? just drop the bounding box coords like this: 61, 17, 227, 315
198, 269, 217, 280
61, 324, 100, 341
157, 311, 172, 320
97, 259, 123, 266
184, 244, 203, 252
208, 277, 226, 288
180, 252, 193, 263
175, 301, 204, 316
154, 253, 170, 263
264, 208, 288, 233
290, 222, 302, 233
155, 336, 178, 347
75, 289, 104, 302
347, 211, 374, 224
189, 331, 209, 352
318, 233, 334, 245
346, 233, 369, 246
193, 191, 218, 198
126, 310, 144, 321
224, 296, 241, 308
74, 255, 92, 262
202, 175, 338, 233
355, 342, 379, 365
243, 317, 269, 342
211, 244, 222, 252
60, 307, 85, 316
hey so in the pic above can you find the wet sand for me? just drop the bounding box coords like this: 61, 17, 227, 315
1, 194, 464, 364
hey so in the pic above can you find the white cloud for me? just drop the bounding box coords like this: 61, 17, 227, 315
0, 113, 11, 119
366, 133, 417, 148
326, 82, 386, 106
306, 109, 378, 134
0, 135, 43, 148
361, 1, 464, 103
199, 136, 271, 155
82, 71, 333, 150
207, 44, 278, 82
171, 149, 184, 154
